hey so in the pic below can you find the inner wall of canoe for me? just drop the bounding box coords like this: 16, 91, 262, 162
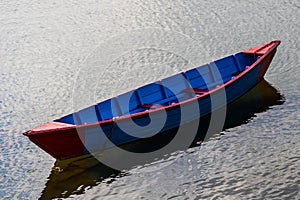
56, 53, 256, 126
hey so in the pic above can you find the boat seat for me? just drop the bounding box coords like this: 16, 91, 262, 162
140, 95, 179, 109
182, 88, 209, 95
140, 104, 161, 109
140, 86, 206, 109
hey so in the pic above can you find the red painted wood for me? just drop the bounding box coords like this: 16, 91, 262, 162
29, 122, 74, 133
26, 127, 85, 160
243, 40, 280, 55
257, 49, 277, 82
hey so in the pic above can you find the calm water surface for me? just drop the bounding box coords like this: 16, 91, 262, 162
0, 0, 299, 199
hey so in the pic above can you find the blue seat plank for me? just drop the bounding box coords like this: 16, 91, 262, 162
233, 54, 243, 72
185, 65, 214, 89
137, 82, 165, 105
161, 73, 194, 102
96, 98, 121, 120
116, 91, 141, 115
182, 88, 208, 95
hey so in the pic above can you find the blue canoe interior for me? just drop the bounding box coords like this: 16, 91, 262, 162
55, 52, 255, 126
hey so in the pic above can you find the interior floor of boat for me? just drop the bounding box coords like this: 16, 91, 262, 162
56, 53, 257, 125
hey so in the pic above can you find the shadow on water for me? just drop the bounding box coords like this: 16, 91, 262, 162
39, 79, 284, 199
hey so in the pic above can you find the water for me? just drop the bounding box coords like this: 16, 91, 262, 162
0, 0, 299, 199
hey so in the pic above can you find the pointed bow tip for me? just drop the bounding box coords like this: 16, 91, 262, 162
22, 130, 31, 136
243, 40, 281, 54
23, 122, 75, 135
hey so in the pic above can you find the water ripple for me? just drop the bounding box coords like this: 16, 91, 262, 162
0, 0, 299, 199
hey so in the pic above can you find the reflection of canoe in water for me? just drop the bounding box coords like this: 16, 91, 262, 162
24, 40, 281, 160
39, 79, 284, 200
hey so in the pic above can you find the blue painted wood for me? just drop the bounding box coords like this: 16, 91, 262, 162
56, 52, 258, 127
214, 56, 238, 82
185, 65, 214, 89
233, 54, 243, 72
235, 53, 255, 70
135, 90, 144, 105
161, 73, 194, 101
96, 98, 121, 120
76, 106, 100, 125
116, 92, 141, 115
138, 82, 165, 104
56, 113, 75, 124
225, 63, 262, 103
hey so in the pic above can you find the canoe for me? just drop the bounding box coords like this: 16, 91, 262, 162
23, 40, 281, 160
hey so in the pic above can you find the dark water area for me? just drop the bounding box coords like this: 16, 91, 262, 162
0, 0, 299, 199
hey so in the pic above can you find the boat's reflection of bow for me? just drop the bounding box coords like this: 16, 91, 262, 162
39, 79, 284, 200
